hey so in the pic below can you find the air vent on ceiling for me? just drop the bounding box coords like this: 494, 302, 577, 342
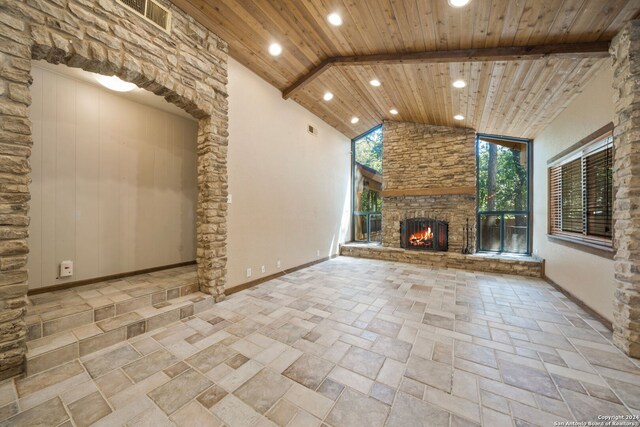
117, 0, 172, 33
307, 124, 318, 136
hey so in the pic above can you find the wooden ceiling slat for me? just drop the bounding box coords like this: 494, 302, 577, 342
416, 1, 438, 51
479, 62, 505, 131
521, 0, 564, 45
331, 69, 381, 126
459, 1, 477, 50
544, 0, 588, 44
504, 59, 565, 134
499, 0, 529, 46
304, 0, 359, 56
483, 0, 505, 48
357, 1, 397, 53
238, 1, 326, 68
507, 59, 582, 135
389, 1, 419, 52
485, 62, 517, 133
352, 66, 389, 118
603, 1, 640, 37
411, 66, 432, 124
399, 65, 426, 123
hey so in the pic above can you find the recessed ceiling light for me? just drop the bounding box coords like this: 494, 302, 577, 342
351, 117, 359, 124
323, 92, 334, 101
268, 43, 282, 56
327, 12, 343, 26
452, 79, 466, 88
389, 108, 398, 115
448, 0, 471, 7
370, 79, 381, 87
454, 114, 465, 120
94, 75, 137, 92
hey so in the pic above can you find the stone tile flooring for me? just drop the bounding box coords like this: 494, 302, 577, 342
2, 256, 640, 426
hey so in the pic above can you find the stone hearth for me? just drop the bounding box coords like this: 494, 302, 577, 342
340, 242, 543, 277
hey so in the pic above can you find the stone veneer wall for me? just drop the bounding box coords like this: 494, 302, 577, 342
0, 0, 229, 379
382, 121, 477, 253
610, 20, 640, 358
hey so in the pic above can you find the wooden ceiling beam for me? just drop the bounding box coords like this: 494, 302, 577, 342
282, 41, 610, 100
282, 58, 335, 100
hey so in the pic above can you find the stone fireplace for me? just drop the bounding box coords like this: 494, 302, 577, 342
381, 121, 477, 253
341, 121, 542, 276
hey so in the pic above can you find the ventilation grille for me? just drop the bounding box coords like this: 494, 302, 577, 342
307, 124, 318, 136
117, 0, 172, 32
146, 1, 169, 29
120, 0, 145, 14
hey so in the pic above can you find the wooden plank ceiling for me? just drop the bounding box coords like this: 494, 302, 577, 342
170, 0, 640, 139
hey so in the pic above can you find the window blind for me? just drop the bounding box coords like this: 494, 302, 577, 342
586, 146, 613, 238
548, 131, 613, 247
561, 158, 583, 233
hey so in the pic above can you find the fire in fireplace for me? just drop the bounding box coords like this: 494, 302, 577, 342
400, 218, 448, 251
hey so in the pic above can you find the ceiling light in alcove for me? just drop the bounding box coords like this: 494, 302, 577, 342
268, 43, 283, 56
389, 108, 398, 115
327, 13, 343, 26
452, 79, 466, 88
323, 92, 334, 101
351, 117, 359, 124
454, 114, 465, 120
94, 75, 137, 92
448, 0, 471, 7
370, 79, 381, 87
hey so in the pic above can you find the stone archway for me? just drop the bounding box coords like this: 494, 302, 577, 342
0, 0, 229, 379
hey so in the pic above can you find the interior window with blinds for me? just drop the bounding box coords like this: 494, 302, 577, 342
548, 128, 613, 247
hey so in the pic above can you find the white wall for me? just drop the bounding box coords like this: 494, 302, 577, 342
532, 64, 615, 321
227, 58, 352, 289
28, 63, 198, 290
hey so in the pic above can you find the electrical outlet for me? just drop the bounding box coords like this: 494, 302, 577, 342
246, 268, 252, 278
227, 194, 233, 204
316, 250, 320, 257
277, 259, 281, 269
261, 265, 266, 273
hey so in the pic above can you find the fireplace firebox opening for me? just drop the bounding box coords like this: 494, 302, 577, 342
400, 218, 448, 251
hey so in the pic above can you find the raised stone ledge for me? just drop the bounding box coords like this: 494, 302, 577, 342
340, 243, 544, 278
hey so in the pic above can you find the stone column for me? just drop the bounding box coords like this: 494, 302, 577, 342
196, 115, 228, 301
0, 16, 32, 380
610, 19, 640, 358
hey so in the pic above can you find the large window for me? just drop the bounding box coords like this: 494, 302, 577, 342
477, 135, 531, 254
548, 127, 613, 248
352, 126, 382, 242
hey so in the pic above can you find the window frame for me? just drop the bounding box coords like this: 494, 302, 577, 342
351, 124, 383, 243
547, 124, 614, 252
475, 133, 532, 255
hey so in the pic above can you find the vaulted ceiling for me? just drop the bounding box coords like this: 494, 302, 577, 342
170, 0, 640, 139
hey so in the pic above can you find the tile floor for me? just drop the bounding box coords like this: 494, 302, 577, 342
2, 256, 640, 426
